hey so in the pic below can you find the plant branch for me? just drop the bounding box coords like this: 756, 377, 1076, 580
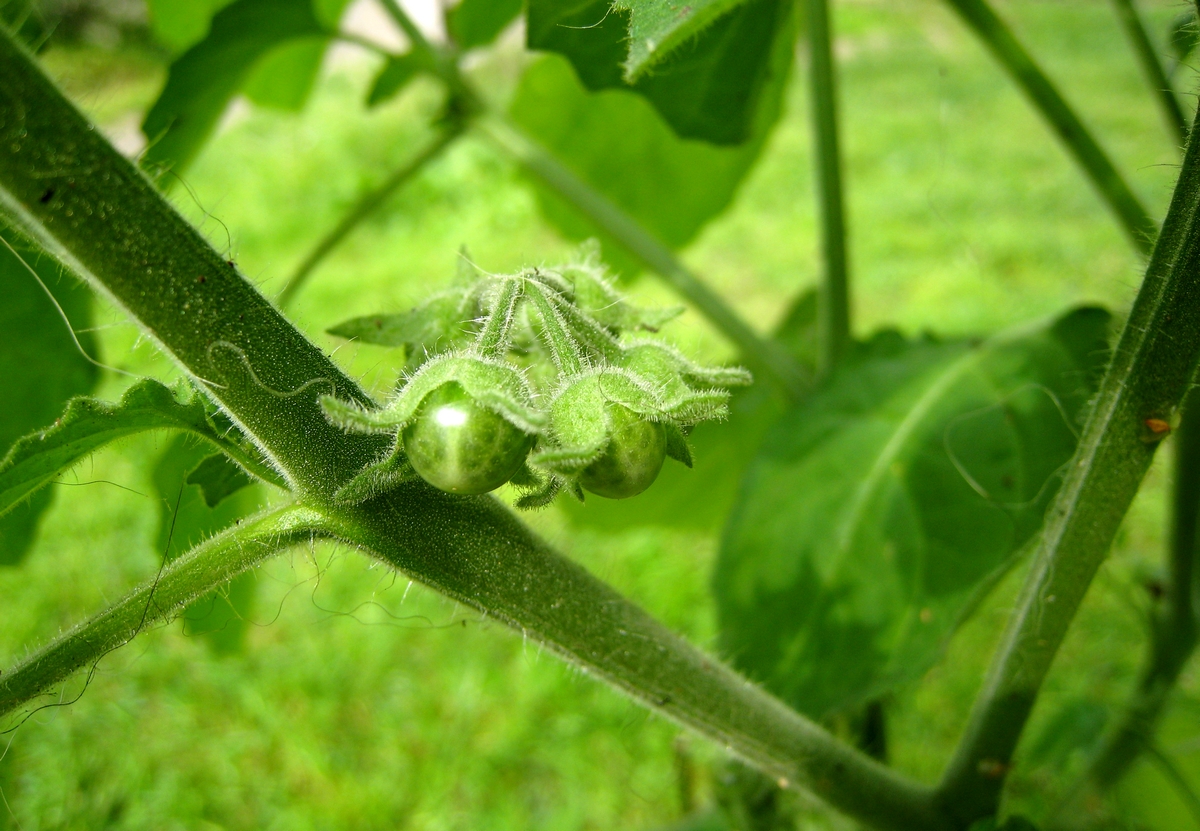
1080, 388, 1200, 791
0, 503, 330, 717
277, 123, 464, 307
944, 0, 1158, 255
1111, 0, 1188, 147
479, 117, 808, 399
0, 27, 937, 830
805, 0, 851, 375
935, 98, 1200, 824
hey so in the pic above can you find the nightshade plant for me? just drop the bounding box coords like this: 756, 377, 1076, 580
3, 0, 1200, 829
319, 251, 748, 505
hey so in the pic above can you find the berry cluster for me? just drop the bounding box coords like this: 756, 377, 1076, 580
320, 246, 750, 506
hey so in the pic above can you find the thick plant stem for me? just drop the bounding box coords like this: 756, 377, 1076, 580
944, 0, 1158, 255
1084, 388, 1200, 790
480, 117, 808, 399
276, 124, 463, 307
935, 98, 1200, 824
1111, 0, 1188, 148
0, 504, 330, 716
805, 0, 851, 375
0, 28, 940, 830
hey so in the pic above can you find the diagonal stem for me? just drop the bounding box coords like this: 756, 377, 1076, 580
480, 117, 808, 399
1111, 0, 1189, 147
0, 26, 938, 830
1080, 388, 1200, 791
0, 504, 331, 717
944, 0, 1158, 255
935, 97, 1200, 824
277, 123, 464, 307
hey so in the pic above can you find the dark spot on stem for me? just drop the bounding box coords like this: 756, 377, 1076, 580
39, 187, 54, 203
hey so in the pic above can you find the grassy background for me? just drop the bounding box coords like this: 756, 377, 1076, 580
2, 0, 1198, 827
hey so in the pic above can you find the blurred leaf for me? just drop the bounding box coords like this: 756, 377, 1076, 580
562, 291, 816, 531
1024, 697, 1108, 771
527, 0, 793, 144
0, 378, 284, 520
153, 435, 262, 654
0, 231, 97, 566
509, 44, 790, 273
142, 0, 331, 175
448, 0, 522, 49
187, 453, 254, 508
714, 307, 1112, 718
311, 0, 351, 28
145, 0, 235, 53
327, 290, 479, 354
242, 35, 328, 111
366, 52, 425, 108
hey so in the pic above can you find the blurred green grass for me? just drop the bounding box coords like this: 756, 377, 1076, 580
2, 1, 1198, 828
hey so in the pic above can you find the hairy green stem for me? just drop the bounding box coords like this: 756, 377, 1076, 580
804, 0, 851, 375
1084, 388, 1200, 790
479, 117, 808, 399
0, 28, 934, 830
277, 123, 464, 307
0, 504, 330, 716
1111, 0, 1188, 147
476, 275, 522, 358
944, 0, 1158, 255
935, 98, 1200, 822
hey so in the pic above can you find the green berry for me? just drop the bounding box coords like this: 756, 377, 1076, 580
404, 383, 534, 495
579, 404, 666, 499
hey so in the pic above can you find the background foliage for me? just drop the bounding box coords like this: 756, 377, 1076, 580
0, 0, 1197, 828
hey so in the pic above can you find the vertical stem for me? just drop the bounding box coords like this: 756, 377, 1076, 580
1111, 0, 1188, 147
277, 124, 464, 307
476, 276, 522, 358
945, 0, 1158, 255
805, 0, 851, 375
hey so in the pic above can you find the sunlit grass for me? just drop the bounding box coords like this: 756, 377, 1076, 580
2, 1, 1197, 828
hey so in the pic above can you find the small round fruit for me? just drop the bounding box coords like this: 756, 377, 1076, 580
403, 383, 534, 495
579, 404, 666, 499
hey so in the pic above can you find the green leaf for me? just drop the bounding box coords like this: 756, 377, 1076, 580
326, 290, 478, 354
0, 378, 285, 521
366, 52, 425, 107
509, 46, 789, 271
145, 0, 235, 53
141, 0, 330, 175
447, 0, 522, 49
617, 0, 754, 80
153, 434, 262, 654
0, 231, 97, 566
527, 0, 793, 145
187, 453, 255, 508
242, 35, 329, 111
714, 307, 1112, 719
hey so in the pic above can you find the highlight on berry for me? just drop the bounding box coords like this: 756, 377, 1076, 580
319, 243, 751, 506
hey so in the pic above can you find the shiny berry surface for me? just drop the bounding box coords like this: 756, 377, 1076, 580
403, 383, 534, 495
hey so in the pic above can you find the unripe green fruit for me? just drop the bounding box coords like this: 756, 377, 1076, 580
404, 383, 534, 495
579, 404, 666, 499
